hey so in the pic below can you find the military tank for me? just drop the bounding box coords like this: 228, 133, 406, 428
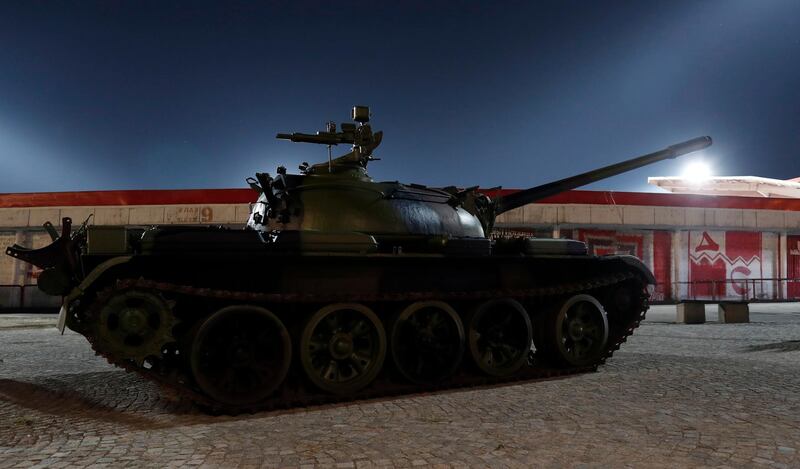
6, 106, 711, 413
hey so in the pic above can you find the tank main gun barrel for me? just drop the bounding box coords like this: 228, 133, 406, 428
492, 136, 712, 215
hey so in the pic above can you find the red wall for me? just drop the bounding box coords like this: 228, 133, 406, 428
789, 235, 800, 298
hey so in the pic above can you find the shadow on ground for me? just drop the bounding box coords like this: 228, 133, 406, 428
745, 340, 800, 353
0, 372, 211, 429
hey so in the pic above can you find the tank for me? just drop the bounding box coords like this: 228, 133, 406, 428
5, 106, 711, 413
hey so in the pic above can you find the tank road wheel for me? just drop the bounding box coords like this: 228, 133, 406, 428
95, 289, 177, 366
300, 303, 387, 395
542, 294, 609, 367
391, 301, 465, 384
467, 299, 532, 377
190, 305, 292, 408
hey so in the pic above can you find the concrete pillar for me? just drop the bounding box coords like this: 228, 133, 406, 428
780, 232, 788, 300
718, 302, 750, 323
10, 230, 29, 286
671, 230, 682, 301
677, 302, 705, 324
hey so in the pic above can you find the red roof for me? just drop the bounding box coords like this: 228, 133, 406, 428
484, 189, 800, 211
0, 188, 255, 208
2, 188, 800, 211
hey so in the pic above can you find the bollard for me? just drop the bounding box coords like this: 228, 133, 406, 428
718, 302, 750, 323
677, 302, 706, 324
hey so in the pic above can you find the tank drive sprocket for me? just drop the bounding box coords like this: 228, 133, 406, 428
91, 288, 178, 366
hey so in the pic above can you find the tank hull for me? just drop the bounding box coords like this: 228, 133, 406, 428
62, 232, 652, 413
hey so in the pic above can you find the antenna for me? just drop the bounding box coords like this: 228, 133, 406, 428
326, 121, 336, 173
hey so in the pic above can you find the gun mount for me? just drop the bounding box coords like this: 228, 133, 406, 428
277, 105, 383, 175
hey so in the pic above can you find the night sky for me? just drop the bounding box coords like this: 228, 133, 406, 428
2, 1, 799, 194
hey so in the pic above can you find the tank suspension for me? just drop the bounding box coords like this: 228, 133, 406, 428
390, 301, 465, 384
190, 305, 292, 407
537, 294, 609, 367
299, 303, 387, 395
76, 273, 647, 414
466, 298, 533, 377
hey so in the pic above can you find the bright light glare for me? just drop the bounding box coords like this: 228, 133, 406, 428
682, 161, 712, 183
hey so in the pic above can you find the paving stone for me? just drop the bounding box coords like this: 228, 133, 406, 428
2, 309, 800, 466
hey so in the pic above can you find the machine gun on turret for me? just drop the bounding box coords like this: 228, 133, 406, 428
277, 105, 383, 173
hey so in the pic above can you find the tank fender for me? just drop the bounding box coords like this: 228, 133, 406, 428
59, 256, 133, 333
614, 255, 656, 284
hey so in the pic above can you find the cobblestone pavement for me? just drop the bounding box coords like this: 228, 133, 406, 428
1, 306, 800, 468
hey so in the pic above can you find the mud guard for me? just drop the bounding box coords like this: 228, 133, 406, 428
614, 255, 657, 284
59, 256, 133, 333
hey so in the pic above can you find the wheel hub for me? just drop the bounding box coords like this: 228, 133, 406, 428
231, 342, 254, 364
568, 320, 585, 341
329, 333, 354, 360
119, 307, 148, 335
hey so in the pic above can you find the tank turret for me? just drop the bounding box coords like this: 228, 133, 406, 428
249, 106, 711, 239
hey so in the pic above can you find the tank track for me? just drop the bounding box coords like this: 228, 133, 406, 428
77, 271, 649, 414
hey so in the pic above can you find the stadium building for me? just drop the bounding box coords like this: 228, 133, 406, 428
2, 176, 800, 313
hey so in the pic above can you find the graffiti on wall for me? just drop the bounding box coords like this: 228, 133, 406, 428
575, 229, 645, 258
574, 229, 781, 302
685, 231, 775, 300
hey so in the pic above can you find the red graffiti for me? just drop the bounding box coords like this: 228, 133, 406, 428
725, 232, 761, 262
690, 256, 726, 298
730, 265, 752, 295
695, 231, 720, 252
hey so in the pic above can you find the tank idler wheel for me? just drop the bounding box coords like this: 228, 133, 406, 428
190, 305, 292, 408
467, 299, 532, 377
391, 301, 465, 384
605, 280, 646, 322
300, 303, 387, 395
542, 294, 609, 367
